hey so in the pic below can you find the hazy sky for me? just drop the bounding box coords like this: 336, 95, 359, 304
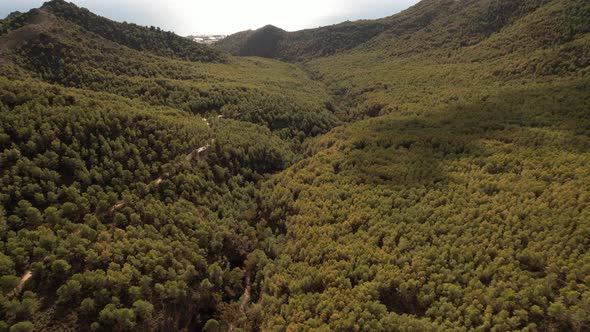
0, 0, 420, 35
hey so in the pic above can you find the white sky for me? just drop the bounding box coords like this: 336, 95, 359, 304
1, 0, 420, 35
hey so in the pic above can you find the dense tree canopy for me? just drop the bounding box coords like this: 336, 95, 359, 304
253, 78, 590, 331
0, 77, 300, 330
42, 0, 225, 63
2, 3, 339, 142
0, 0, 589, 331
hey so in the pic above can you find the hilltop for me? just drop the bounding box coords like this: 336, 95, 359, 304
42, 0, 225, 62
221, 0, 590, 330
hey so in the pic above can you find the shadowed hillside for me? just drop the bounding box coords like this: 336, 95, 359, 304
219, 25, 287, 58
0, 1, 339, 142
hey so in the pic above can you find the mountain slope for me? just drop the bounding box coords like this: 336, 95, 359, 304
219, 25, 287, 58
217, 0, 574, 61
41, 0, 225, 63
303, 0, 589, 119
255, 76, 590, 331
1, 0, 589, 331
0, 77, 299, 331
0, 1, 339, 141
240, 0, 590, 330
0, 1, 340, 331
216, 15, 391, 61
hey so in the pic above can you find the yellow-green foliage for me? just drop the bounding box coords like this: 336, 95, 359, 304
0, 77, 300, 331
2, 4, 338, 141
247, 0, 590, 330
1, 0, 589, 331
256, 77, 590, 331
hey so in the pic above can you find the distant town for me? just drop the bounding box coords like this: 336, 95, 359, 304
188, 35, 226, 45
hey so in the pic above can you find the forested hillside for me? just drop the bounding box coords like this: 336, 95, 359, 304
0, 78, 300, 331
220, 0, 590, 330
254, 77, 590, 330
0, 1, 339, 330
217, 0, 585, 61
42, 0, 225, 63
1, 0, 589, 331
0, 2, 338, 143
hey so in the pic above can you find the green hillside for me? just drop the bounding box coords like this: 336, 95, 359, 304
0, 3, 338, 142
0, 1, 339, 330
1, 0, 589, 331
0, 77, 298, 331
254, 76, 590, 330
245, 0, 590, 330
221, 25, 287, 58
217, 0, 590, 330
217, 0, 586, 62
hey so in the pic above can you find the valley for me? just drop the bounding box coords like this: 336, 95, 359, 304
0, 0, 589, 331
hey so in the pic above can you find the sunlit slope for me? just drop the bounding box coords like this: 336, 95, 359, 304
254, 76, 590, 331
217, 0, 585, 62
247, 0, 590, 330
304, 0, 589, 119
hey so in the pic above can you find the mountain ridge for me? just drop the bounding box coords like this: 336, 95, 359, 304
216, 0, 588, 62
1, 0, 226, 63
0, 0, 340, 141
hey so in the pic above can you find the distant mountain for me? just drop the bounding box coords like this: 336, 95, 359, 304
1, 0, 589, 331
217, 25, 286, 58
217, 0, 589, 61
216, 18, 390, 61
0, 0, 337, 139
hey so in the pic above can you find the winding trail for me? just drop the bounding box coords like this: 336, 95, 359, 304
239, 270, 252, 315
105, 115, 253, 327
9, 270, 33, 297
150, 141, 213, 187
151, 117, 213, 187
228, 269, 252, 331
110, 117, 215, 212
